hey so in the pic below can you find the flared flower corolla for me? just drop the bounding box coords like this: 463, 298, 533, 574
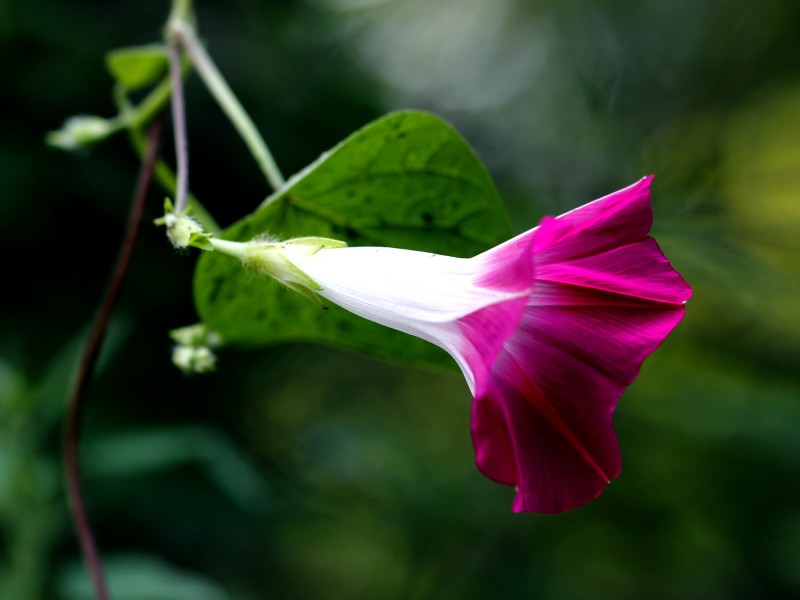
229, 176, 691, 513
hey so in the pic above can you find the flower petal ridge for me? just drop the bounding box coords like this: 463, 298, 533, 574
471, 176, 691, 513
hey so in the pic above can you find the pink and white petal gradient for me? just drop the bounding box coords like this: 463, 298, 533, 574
471, 176, 691, 513
288, 175, 691, 514
293, 231, 535, 397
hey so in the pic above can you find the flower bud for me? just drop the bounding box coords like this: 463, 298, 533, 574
46, 115, 118, 150
170, 323, 221, 374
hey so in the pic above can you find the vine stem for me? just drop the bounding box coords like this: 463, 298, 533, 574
64, 118, 163, 600
168, 42, 190, 213
112, 84, 220, 234
169, 19, 285, 192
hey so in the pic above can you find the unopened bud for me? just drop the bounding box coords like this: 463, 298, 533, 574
170, 323, 221, 374
46, 115, 118, 150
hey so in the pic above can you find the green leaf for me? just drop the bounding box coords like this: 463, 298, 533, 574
193, 111, 513, 369
84, 427, 270, 514
58, 554, 229, 600
105, 45, 168, 91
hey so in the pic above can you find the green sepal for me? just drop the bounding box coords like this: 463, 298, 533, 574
283, 281, 325, 307
188, 231, 214, 251
244, 246, 323, 292
284, 237, 348, 253
153, 198, 173, 226
155, 197, 210, 249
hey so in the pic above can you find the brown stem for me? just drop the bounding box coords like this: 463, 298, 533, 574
64, 117, 163, 600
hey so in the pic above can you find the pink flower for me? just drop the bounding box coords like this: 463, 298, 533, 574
221, 176, 691, 513
469, 176, 691, 513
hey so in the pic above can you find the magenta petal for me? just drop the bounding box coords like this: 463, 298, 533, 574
479, 345, 621, 514
537, 237, 692, 304
534, 176, 655, 262
474, 229, 536, 294
455, 231, 536, 398
470, 177, 692, 513
459, 297, 530, 400
504, 299, 686, 513
472, 389, 518, 486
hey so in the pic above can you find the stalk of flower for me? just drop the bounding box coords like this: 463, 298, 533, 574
205, 175, 692, 514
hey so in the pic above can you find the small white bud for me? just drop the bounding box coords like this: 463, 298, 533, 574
166, 212, 206, 248
46, 115, 117, 150
170, 323, 221, 374
172, 345, 217, 374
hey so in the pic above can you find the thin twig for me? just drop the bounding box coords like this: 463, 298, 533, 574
127, 126, 220, 234
64, 118, 163, 600
168, 43, 189, 213
171, 21, 285, 192
113, 83, 219, 234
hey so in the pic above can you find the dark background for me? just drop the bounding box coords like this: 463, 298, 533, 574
1, 0, 799, 598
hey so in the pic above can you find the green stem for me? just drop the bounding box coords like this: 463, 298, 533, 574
127, 78, 173, 130
129, 129, 220, 234
116, 86, 220, 234
209, 237, 248, 258
169, 0, 192, 23
169, 19, 285, 193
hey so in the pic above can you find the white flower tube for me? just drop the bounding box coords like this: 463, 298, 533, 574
211, 234, 535, 397
292, 243, 534, 395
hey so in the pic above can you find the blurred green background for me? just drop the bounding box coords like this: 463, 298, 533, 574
1, 0, 799, 598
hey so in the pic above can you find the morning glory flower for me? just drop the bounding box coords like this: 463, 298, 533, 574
211, 175, 691, 513
468, 176, 692, 513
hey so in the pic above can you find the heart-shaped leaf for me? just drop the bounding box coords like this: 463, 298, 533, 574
193, 111, 513, 369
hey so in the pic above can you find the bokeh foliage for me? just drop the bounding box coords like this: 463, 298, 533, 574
1, 0, 799, 598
